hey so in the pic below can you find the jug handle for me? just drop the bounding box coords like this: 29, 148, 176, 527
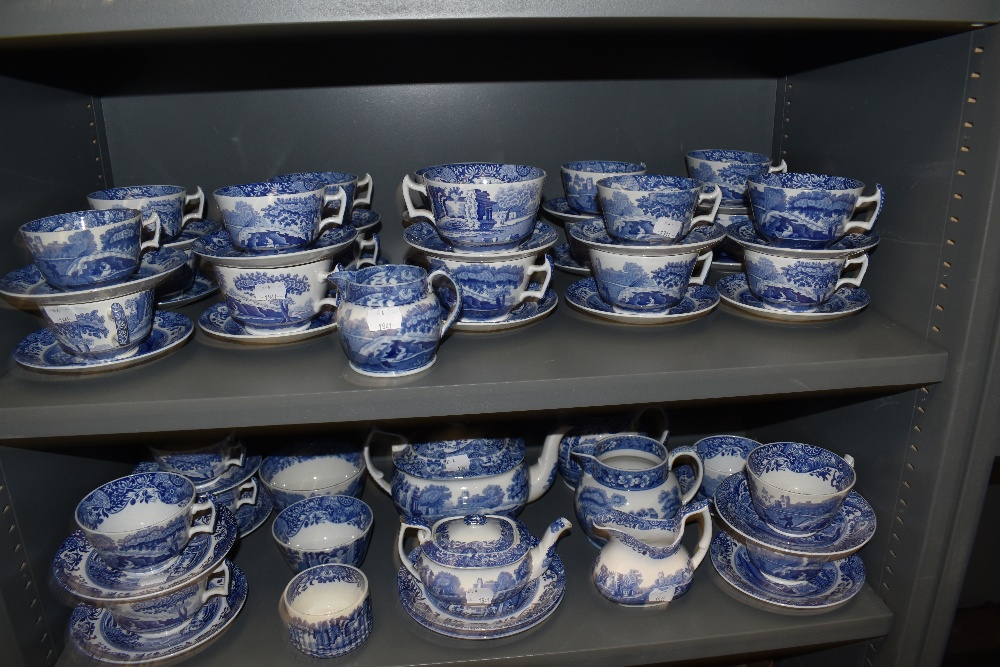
678, 500, 713, 571
397, 521, 430, 582
667, 445, 704, 505
362, 426, 409, 495
427, 268, 463, 336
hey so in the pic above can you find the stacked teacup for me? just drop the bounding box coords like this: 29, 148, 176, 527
401, 162, 557, 332
563, 162, 726, 320
51, 471, 245, 661
719, 172, 884, 318
193, 173, 377, 341
711, 442, 876, 606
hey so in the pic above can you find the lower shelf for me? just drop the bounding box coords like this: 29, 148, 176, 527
55, 480, 892, 667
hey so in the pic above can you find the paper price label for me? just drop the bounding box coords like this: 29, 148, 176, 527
444, 454, 471, 471
253, 282, 287, 300
652, 219, 679, 237
366, 306, 403, 332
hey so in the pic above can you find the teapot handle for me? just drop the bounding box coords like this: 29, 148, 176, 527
362, 426, 408, 496
668, 445, 704, 505
677, 499, 713, 571
397, 521, 430, 582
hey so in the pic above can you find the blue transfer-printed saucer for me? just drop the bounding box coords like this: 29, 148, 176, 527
68, 560, 247, 664
192, 225, 358, 269
0, 247, 188, 306
452, 289, 558, 332
540, 197, 595, 223
157, 272, 217, 309
348, 209, 381, 232
716, 273, 870, 322
398, 541, 565, 639
549, 243, 591, 276
52, 506, 238, 603
198, 302, 337, 344
711, 532, 865, 611
173, 218, 222, 244
566, 278, 719, 325
234, 485, 273, 537
403, 220, 558, 260
726, 218, 880, 259
568, 217, 726, 256
713, 474, 875, 559
14, 311, 193, 374
134, 455, 262, 494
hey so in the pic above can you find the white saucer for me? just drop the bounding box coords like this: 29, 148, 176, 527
198, 302, 337, 344
157, 272, 217, 309
193, 225, 358, 268
0, 247, 188, 306
14, 311, 193, 373
403, 220, 558, 260
68, 560, 247, 664
51, 506, 238, 603
549, 243, 590, 275
568, 218, 726, 256
452, 289, 558, 332
235, 487, 273, 537
398, 546, 565, 639
565, 278, 719, 324
540, 197, 595, 223
716, 274, 871, 322
711, 532, 865, 611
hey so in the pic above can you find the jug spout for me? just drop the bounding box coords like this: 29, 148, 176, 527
327, 264, 351, 294
529, 517, 571, 581
528, 425, 572, 503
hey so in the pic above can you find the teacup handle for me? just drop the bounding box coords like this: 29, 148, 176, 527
679, 500, 713, 571
139, 211, 162, 253
689, 184, 722, 230
201, 560, 231, 603
843, 454, 856, 467
843, 183, 885, 235
397, 522, 431, 582
352, 233, 381, 269
768, 159, 788, 174
427, 268, 463, 336
402, 174, 435, 222
668, 445, 704, 505
187, 498, 217, 538
362, 426, 408, 495
354, 173, 374, 208
317, 186, 347, 234
834, 254, 869, 291
222, 433, 245, 469
516, 255, 553, 303
689, 250, 714, 286
109, 302, 130, 347
233, 477, 259, 510
179, 186, 206, 233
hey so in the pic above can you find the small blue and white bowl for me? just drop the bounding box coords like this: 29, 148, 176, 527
272, 495, 373, 573
747, 172, 884, 249
40, 288, 154, 359
745, 442, 856, 537
694, 435, 761, 499
742, 246, 869, 312
596, 175, 721, 244
259, 442, 366, 511
685, 150, 786, 206
560, 160, 646, 214
280, 564, 372, 658
88, 185, 205, 244
271, 171, 373, 223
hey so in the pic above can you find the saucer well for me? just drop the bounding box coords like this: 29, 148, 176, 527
714, 473, 876, 559
549, 243, 591, 275
14, 311, 193, 374
174, 218, 222, 244
0, 247, 188, 306
52, 506, 238, 603
398, 544, 565, 639
566, 278, 719, 325
198, 302, 336, 344
716, 274, 871, 322
540, 197, 594, 223
348, 208, 381, 232
157, 272, 217, 309
193, 225, 358, 269
68, 560, 247, 664
568, 218, 726, 256
726, 219, 880, 258
451, 289, 558, 332
711, 532, 865, 611
403, 220, 558, 260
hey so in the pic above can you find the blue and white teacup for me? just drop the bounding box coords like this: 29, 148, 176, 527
39, 288, 154, 359
75, 471, 217, 571
597, 175, 721, 244
149, 432, 244, 485
259, 442, 366, 511
280, 564, 372, 658
693, 435, 761, 499
271, 171, 373, 223
560, 160, 647, 214
743, 541, 830, 584
743, 247, 869, 311
747, 172, 885, 249
685, 150, 787, 206
20, 209, 161, 290
427, 253, 552, 322
745, 442, 856, 537
402, 162, 546, 251
272, 495, 373, 573
213, 180, 346, 253
106, 560, 231, 635
88, 185, 205, 244
212, 257, 340, 334
589, 245, 713, 312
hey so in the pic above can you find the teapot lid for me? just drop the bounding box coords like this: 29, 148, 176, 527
393, 438, 524, 479
421, 514, 528, 568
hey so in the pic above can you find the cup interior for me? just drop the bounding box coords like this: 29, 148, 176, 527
76, 472, 193, 533
262, 454, 364, 493
274, 497, 372, 550
285, 564, 367, 617
746, 442, 855, 496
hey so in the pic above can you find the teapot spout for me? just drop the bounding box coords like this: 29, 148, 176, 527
529, 517, 571, 581
527, 425, 572, 503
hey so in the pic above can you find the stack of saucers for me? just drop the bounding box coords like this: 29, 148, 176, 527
51, 472, 245, 663
710, 441, 875, 612
718, 172, 884, 323
193, 175, 379, 345
0, 209, 193, 373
